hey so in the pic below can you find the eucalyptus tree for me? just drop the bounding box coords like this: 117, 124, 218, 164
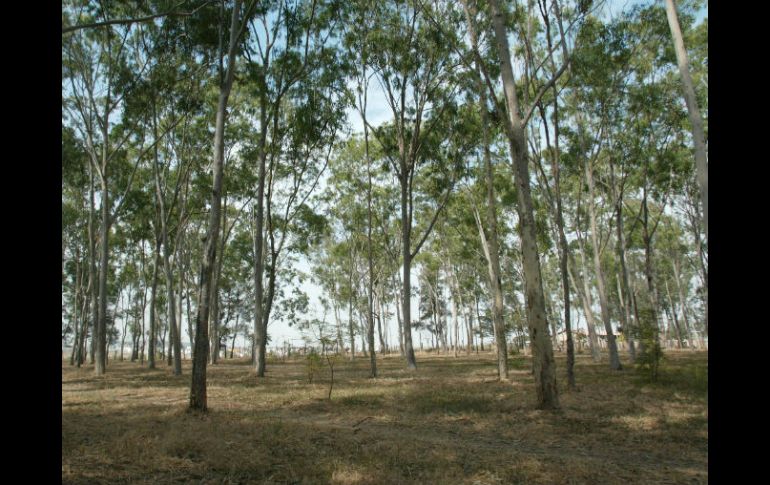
240, 0, 348, 378
361, 0, 468, 370
482, 0, 568, 407
63, 127, 92, 366
664, 0, 706, 247
190, 0, 259, 411
63, 0, 193, 375
323, 136, 383, 370
130, 46, 206, 373
345, 0, 380, 377
63, 1, 137, 376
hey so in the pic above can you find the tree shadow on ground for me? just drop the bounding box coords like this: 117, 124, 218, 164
62, 351, 707, 484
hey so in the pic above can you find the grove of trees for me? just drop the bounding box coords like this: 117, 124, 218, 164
62, 0, 707, 411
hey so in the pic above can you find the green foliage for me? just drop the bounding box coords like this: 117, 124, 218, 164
633, 307, 664, 381
305, 350, 323, 384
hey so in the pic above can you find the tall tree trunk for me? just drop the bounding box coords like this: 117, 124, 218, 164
609, 158, 637, 362
151, 103, 183, 374
210, 196, 229, 365
190, 0, 247, 411
148, 240, 161, 369
88, 166, 99, 368
77, 280, 90, 367
451, 273, 459, 358
70, 247, 82, 366
584, 156, 622, 371
462, 0, 509, 380
376, 286, 386, 353
664, 0, 707, 246
120, 286, 130, 361
401, 182, 417, 370
253, 94, 269, 377
94, 99, 111, 377
665, 279, 684, 349
348, 256, 356, 360
672, 257, 693, 347
365, 92, 377, 378
489, 0, 558, 408
230, 312, 239, 359
473, 208, 508, 379
475, 294, 483, 352
641, 190, 662, 343
139, 240, 147, 364
568, 253, 601, 361
549, 0, 576, 391
393, 273, 405, 356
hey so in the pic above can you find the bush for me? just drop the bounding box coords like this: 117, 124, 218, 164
306, 351, 322, 384
633, 307, 663, 381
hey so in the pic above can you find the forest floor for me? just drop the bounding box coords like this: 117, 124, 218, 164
62, 349, 707, 484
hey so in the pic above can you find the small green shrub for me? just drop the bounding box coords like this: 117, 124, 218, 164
306, 351, 322, 384
633, 308, 664, 381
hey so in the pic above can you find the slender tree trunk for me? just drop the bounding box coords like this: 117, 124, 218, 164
451, 274, 459, 358
393, 273, 404, 357
230, 312, 239, 359
641, 191, 662, 340
609, 158, 637, 362
364, 94, 377, 378
253, 95, 269, 377
120, 286, 130, 361
148, 240, 161, 369
664, 0, 707, 246
401, 182, 417, 370
348, 256, 356, 360
548, 0, 576, 391
616, 273, 635, 361
568, 257, 600, 361
94, 101, 111, 376
584, 156, 622, 370
331, 277, 345, 354
184, 245, 195, 357
475, 294, 483, 352
190, 1, 247, 411
70, 248, 82, 366
462, 0, 509, 379
489, 0, 558, 408
77, 279, 90, 367
672, 257, 693, 347
376, 287, 386, 352
210, 196, 230, 365
665, 279, 684, 349
88, 168, 99, 368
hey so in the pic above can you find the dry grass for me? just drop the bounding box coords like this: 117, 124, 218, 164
62, 350, 707, 484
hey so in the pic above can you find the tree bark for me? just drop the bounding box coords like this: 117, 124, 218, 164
672, 256, 693, 347
664, 279, 684, 349
148, 239, 161, 369
151, 98, 182, 375
664, 0, 707, 246
190, 0, 245, 411
488, 0, 559, 407
88, 166, 99, 368
401, 180, 417, 370
584, 156, 622, 370
609, 158, 637, 362
253, 93, 269, 376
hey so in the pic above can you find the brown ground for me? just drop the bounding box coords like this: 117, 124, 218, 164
62, 350, 708, 484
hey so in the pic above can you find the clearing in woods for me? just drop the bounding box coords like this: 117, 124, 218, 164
62, 351, 708, 484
